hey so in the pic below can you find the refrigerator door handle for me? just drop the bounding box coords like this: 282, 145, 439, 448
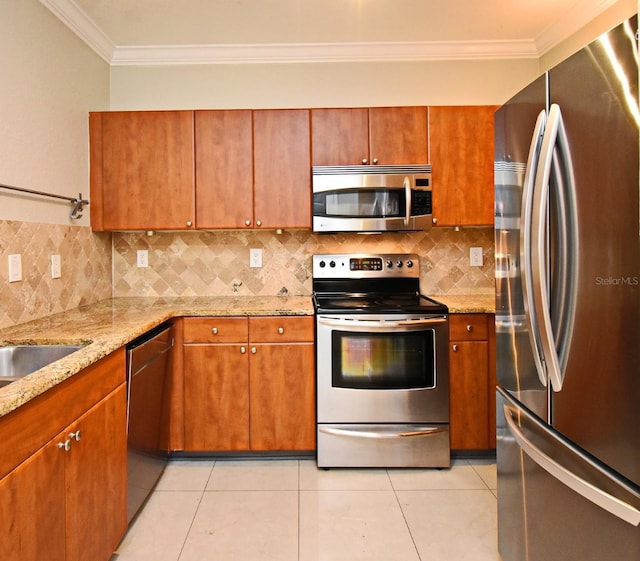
520, 109, 548, 387
502, 400, 640, 526
530, 104, 578, 391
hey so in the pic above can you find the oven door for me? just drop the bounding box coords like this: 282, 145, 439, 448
316, 314, 449, 424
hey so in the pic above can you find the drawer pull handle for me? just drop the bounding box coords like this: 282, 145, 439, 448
212, 327, 218, 335
466, 325, 473, 332
278, 327, 284, 334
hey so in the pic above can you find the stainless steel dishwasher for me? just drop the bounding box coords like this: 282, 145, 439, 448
126, 322, 174, 523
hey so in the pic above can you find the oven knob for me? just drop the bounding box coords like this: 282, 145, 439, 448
396, 260, 403, 268
406, 260, 414, 268
319, 260, 326, 268
329, 260, 336, 268
386, 260, 393, 268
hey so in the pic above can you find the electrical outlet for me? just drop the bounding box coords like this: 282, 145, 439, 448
137, 250, 149, 268
470, 247, 483, 267
51, 254, 62, 279
250, 248, 263, 268
8, 254, 22, 282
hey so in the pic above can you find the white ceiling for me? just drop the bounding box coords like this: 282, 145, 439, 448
41, 0, 621, 65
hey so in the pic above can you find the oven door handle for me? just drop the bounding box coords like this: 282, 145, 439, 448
319, 426, 448, 439
317, 316, 447, 330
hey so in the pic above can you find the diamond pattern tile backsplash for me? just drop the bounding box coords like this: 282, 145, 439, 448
0, 220, 112, 329
113, 228, 495, 298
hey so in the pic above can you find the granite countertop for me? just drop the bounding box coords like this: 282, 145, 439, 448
0, 293, 494, 418
434, 293, 496, 314
0, 296, 314, 418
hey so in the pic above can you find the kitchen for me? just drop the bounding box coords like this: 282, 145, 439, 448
1, 1, 638, 560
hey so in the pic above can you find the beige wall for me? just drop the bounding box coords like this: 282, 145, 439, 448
0, 0, 110, 227
110, 59, 540, 110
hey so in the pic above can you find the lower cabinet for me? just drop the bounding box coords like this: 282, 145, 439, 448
183, 316, 315, 452
449, 313, 496, 451
0, 351, 127, 561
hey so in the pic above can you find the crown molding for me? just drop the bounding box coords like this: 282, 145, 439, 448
110, 40, 539, 66
40, 0, 622, 66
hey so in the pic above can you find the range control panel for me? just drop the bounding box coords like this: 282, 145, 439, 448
312, 254, 420, 279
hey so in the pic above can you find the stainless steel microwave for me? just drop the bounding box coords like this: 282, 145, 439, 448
312, 165, 432, 233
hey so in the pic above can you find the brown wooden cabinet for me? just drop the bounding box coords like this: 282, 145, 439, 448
253, 109, 312, 229
311, 106, 428, 166
195, 110, 254, 229
90, 111, 195, 231
449, 313, 496, 451
429, 106, 496, 226
0, 351, 127, 561
182, 315, 315, 452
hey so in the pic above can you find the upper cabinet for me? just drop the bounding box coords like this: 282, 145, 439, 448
429, 106, 496, 226
91, 109, 311, 231
90, 111, 195, 231
311, 107, 428, 166
253, 109, 311, 229
195, 110, 254, 229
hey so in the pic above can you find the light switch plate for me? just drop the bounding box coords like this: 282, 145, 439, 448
51, 254, 61, 279
8, 254, 22, 282
470, 247, 483, 267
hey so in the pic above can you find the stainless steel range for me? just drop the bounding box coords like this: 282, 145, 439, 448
313, 253, 450, 468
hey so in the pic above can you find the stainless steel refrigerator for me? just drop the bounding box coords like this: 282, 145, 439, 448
494, 16, 640, 561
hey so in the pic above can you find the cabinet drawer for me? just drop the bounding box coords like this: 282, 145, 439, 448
249, 316, 314, 343
450, 314, 489, 341
183, 317, 248, 343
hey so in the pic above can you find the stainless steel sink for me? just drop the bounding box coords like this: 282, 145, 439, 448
0, 345, 84, 388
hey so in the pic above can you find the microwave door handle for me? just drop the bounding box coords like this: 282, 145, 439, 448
521, 109, 548, 388
404, 176, 411, 225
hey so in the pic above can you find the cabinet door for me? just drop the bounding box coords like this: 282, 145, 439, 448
449, 340, 490, 450
0, 441, 65, 561
249, 342, 315, 451
253, 109, 311, 228
369, 106, 428, 164
195, 110, 254, 229
183, 344, 250, 451
429, 106, 495, 226
90, 111, 195, 231
311, 108, 369, 165
65, 385, 127, 561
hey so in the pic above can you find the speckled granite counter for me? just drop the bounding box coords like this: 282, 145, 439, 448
0, 296, 313, 418
433, 294, 496, 314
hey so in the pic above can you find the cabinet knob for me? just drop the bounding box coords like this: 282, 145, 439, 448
256, 220, 262, 227
245, 219, 252, 226
452, 344, 459, 352
372, 158, 379, 164
251, 347, 257, 354
466, 325, 473, 332
58, 439, 71, 452
186, 220, 193, 227
212, 327, 218, 335
362, 158, 368, 164
69, 430, 81, 441
278, 327, 284, 334
240, 346, 246, 354
432, 217, 438, 224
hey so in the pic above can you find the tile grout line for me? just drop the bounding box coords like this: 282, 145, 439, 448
387, 469, 423, 561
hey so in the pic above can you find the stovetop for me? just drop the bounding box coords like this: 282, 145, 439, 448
312, 253, 448, 315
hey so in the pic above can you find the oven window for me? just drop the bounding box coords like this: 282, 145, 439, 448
332, 330, 435, 390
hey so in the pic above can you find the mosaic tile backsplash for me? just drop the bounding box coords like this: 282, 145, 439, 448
0, 221, 112, 329
113, 228, 495, 298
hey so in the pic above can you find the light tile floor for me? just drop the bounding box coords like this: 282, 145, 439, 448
112, 458, 500, 561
